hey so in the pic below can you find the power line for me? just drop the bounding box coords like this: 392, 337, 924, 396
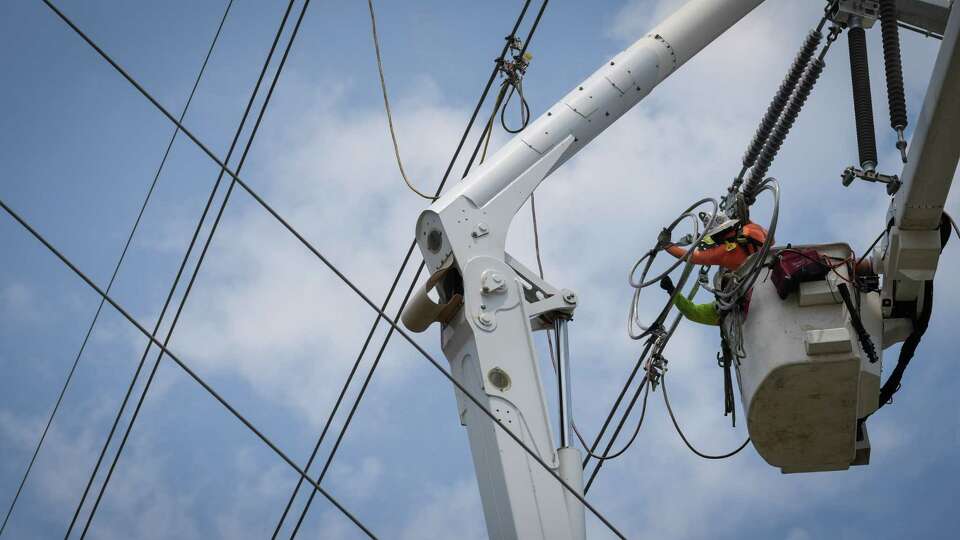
285, 2, 553, 536
61, 1, 300, 536
38, 1, 625, 535
0, 2, 236, 536
0, 197, 377, 539
76, 2, 315, 537
271, 2, 537, 536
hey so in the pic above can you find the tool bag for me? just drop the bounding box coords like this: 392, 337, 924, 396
770, 248, 828, 299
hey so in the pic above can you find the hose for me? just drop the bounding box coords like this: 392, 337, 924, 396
848, 25, 879, 171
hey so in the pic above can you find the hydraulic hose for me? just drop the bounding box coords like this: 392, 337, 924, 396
847, 24, 879, 171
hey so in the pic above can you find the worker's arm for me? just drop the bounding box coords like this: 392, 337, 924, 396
660, 277, 721, 326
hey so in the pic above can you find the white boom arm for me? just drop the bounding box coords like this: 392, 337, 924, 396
408, 1, 765, 538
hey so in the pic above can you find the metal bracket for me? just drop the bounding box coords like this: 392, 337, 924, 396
841, 166, 902, 194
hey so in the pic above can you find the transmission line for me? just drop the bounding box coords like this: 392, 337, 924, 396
284, 2, 551, 537
75, 2, 316, 537
38, 0, 625, 535
60, 1, 301, 537
0, 197, 377, 539
0, 3, 236, 537
271, 2, 536, 536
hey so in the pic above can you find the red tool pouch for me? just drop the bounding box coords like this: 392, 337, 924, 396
771, 249, 828, 300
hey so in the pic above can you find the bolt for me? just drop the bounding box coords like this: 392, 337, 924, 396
477, 312, 494, 327
562, 291, 578, 305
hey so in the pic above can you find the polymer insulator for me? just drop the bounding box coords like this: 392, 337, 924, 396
879, 0, 907, 131
847, 26, 878, 170
879, 0, 909, 161
742, 30, 822, 170
743, 58, 826, 205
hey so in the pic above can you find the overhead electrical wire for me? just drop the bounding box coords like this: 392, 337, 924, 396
0, 197, 377, 539
74, 2, 315, 537
34, 2, 630, 533
269, 1, 539, 535
0, 1, 236, 537
59, 0, 302, 535
366, 0, 435, 200
283, 3, 551, 537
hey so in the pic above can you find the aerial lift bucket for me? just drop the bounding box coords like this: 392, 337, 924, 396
737, 243, 883, 473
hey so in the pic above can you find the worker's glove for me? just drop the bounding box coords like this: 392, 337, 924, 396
659, 276, 676, 295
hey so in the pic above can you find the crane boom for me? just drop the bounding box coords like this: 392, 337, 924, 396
408, 1, 765, 538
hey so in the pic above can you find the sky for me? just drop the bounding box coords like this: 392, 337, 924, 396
0, 0, 958, 539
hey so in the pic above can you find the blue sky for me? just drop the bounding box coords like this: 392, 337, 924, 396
1, 0, 958, 538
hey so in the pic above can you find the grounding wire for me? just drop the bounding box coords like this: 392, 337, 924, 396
366, 0, 434, 200
58, 0, 299, 535
0, 1, 236, 536
660, 376, 750, 460
40, 2, 627, 534
270, 2, 539, 536
0, 198, 377, 538
75, 2, 312, 537
288, 7, 553, 536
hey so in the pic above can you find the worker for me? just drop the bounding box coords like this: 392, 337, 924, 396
665, 219, 767, 271
658, 219, 767, 326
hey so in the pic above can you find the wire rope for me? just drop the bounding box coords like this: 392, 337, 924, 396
0, 2, 235, 536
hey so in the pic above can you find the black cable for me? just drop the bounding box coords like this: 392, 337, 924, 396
876, 213, 950, 409
76, 3, 312, 538
661, 377, 751, 460
59, 1, 299, 536
287, 4, 552, 535
287, 263, 423, 538
582, 375, 650, 492
39, 2, 625, 534
271, 2, 536, 535
0, 2, 235, 536
0, 197, 377, 539
581, 337, 655, 470
500, 78, 531, 134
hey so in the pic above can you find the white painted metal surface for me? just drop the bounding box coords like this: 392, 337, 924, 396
883, 1, 959, 306
410, 0, 766, 537
738, 244, 883, 473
